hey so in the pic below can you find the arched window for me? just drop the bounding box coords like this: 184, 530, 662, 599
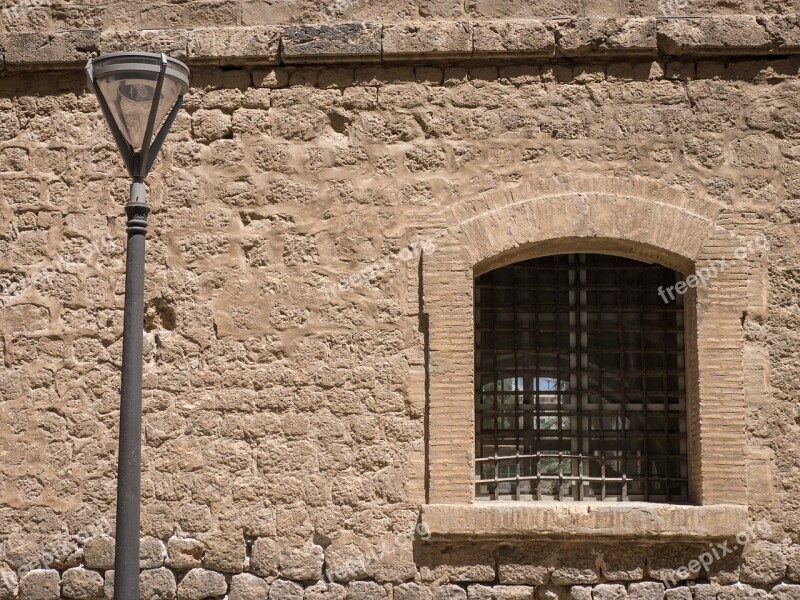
475, 253, 688, 502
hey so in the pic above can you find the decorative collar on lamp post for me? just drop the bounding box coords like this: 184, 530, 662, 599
86, 52, 190, 179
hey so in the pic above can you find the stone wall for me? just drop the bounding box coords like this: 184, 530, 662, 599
3, 0, 800, 33
1, 11, 800, 600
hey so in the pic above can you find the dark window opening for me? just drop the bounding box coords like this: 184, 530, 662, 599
475, 253, 689, 502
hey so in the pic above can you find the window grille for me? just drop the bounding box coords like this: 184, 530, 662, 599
475, 253, 689, 502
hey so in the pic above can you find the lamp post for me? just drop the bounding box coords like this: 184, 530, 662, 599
86, 52, 189, 600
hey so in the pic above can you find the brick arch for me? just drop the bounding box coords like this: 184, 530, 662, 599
422, 179, 749, 508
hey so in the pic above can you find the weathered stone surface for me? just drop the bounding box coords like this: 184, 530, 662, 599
397, 583, 434, 600
269, 579, 304, 600
419, 544, 495, 583
83, 536, 114, 570
570, 588, 592, 600
664, 589, 691, 600
140, 568, 177, 600
167, 537, 204, 570
740, 542, 786, 584
97, 28, 189, 57
305, 582, 347, 600
551, 547, 598, 586
788, 546, 800, 582
657, 16, 771, 55
383, 22, 472, 59
592, 585, 627, 600
279, 543, 325, 581
757, 16, 800, 51
202, 533, 245, 573
537, 584, 566, 600
18, 570, 60, 600
61, 567, 103, 600
554, 18, 656, 56
473, 21, 554, 57
282, 24, 381, 63
251, 538, 280, 577
627, 582, 664, 600
433, 585, 467, 600
498, 546, 550, 585
772, 584, 800, 600
4, 31, 99, 65
188, 26, 280, 63
493, 586, 534, 600
141, 537, 167, 569
717, 586, 769, 600
230, 573, 270, 600
600, 546, 644, 581
177, 568, 227, 600
349, 581, 388, 600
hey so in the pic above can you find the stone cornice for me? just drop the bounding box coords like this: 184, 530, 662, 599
1, 15, 800, 70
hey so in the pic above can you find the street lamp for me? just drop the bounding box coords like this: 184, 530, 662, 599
86, 52, 189, 600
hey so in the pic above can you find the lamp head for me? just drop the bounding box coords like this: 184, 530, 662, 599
86, 52, 190, 178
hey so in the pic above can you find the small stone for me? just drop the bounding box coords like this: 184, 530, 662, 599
270, 580, 304, 600
178, 568, 228, 600
592, 585, 627, 600
140, 568, 176, 600
230, 573, 270, 600
396, 584, 433, 600
83, 536, 115, 570
628, 582, 664, 600
167, 537, 204, 570
18, 569, 60, 600
349, 581, 388, 600
279, 543, 324, 581
61, 567, 104, 599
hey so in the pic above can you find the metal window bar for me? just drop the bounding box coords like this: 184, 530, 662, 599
475, 253, 689, 502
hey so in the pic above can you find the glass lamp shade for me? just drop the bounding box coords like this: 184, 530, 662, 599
89, 52, 190, 152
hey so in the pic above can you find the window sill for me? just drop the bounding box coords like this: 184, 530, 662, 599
421, 502, 748, 541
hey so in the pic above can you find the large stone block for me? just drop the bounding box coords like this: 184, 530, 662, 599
4, 31, 99, 66
140, 568, 177, 600
740, 542, 786, 585
230, 573, 270, 600
383, 22, 472, 59
553, 18, 656, 56
278, 543, 324, 581
269, 579, 304, 600
592, 585, 627, 600
178, 568, 228, 600
167, 537, 204, 570
473, 21, 555, 57
18, 570, 60, 600
61, 567, 103, 600
188, 26, 280, 63
497, 545, 550, 585
627, 582, 664, 600
282, 24, 381, 63
657, 17, 771, 55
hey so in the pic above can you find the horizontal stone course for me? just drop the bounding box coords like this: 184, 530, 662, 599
4, 16, 800, 69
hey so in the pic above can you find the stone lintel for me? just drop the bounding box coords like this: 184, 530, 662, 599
421, 503, 749, 541
2, 16, 800, 70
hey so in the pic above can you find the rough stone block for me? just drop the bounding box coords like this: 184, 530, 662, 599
0, 564, 17, 600
740, 542, 786, 585
419, 543, 495, 583
141, 537, 167, 569
270, 579, 304, 600
202, 533, 245, 574
433, 585, 467, 600
600, 546, 644, 581
383, 22, 472, 59
349, 581, 388, 600
551, 547, 598, 585
188, 26, 280, 64
305, 582, 347, 600
167, 537, 204, 570
664, 589, 691, 600
757, 16, 800, 51
627, 582, 664, 600
473, 20, 554, 57
498, 545, 550, 585
282, 24, 381, 63
494, 586, 535, 600
592, 585, 627, 600
230, 573, 270, 600
772, 585, 800, 600
61, 567, 104, 600
717, 586, 769, 600
98, 29, 189, 58
554, 18, 656, 56
657, 17, 771, 55
140, 568, 177, 600
178, 568, 228, 600
570, 588, 592, 600
279, 544, 324, 581
83, 536, 114, 570
4, 31, 99, 65
252, 538, 280, 577
396, 583, 433, 600
788, 546, 800, 581
537, 584, 566, 600
18, 569, 60, 600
